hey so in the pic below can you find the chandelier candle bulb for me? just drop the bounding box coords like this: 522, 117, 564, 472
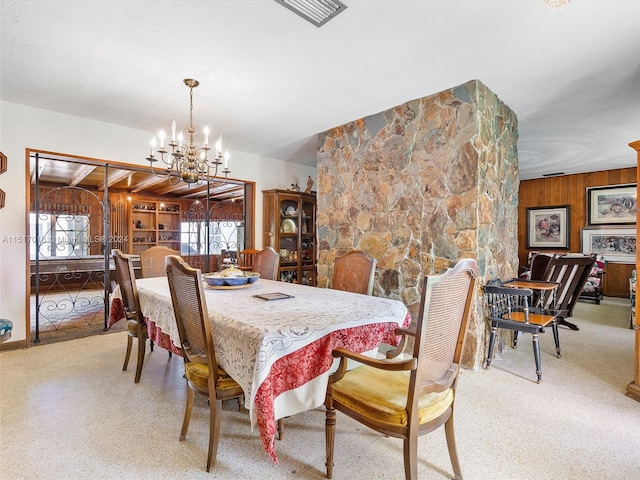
150, 137, 156, 156
159, 130, 165, 149
216, 135, 222, 156
224, 150, 229, 169
204, 126, 209, 147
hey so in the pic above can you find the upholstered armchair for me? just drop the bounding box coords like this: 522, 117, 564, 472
580, 254, 605, 304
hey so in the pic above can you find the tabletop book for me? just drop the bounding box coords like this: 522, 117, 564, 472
253, 292, 294, 301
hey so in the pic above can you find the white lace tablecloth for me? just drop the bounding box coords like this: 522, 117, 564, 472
119, 276, 409, 461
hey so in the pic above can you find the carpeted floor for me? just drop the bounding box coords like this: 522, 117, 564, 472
1, 297, 638, 479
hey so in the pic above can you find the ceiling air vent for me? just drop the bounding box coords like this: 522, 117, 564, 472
274, 0, 347, 27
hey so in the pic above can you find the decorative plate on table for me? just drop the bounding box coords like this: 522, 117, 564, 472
280, 218, 297, 234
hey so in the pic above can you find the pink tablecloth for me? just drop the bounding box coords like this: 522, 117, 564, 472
254, 312, 410, 461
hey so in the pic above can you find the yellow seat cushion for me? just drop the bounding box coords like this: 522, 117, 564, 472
331, 366, 453, 426
185, 362, 242, 394
126, 320, 147, 336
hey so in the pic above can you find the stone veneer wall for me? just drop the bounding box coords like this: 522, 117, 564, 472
316, 79, 519, 368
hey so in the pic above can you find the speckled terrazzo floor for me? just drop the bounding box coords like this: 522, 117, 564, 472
1, 297, 638, 479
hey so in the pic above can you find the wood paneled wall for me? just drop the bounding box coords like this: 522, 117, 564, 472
519, 168, 636, 297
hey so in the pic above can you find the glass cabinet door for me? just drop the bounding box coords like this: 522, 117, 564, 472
300, 198, 316, 285
278, 196, 301, 282
262, 189, 316, 286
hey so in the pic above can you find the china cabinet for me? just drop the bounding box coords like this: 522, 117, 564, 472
128, 200, 181, 255
262, 189, 316, 285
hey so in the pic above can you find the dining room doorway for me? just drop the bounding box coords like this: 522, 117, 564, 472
26, 149, 252, 345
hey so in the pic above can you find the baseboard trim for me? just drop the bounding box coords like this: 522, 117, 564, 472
626, 381, 640, 402
0, 339, 27, 352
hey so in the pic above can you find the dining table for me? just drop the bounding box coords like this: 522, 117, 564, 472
109, 276, 410, 463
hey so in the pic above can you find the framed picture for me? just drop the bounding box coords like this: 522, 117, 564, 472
581, 227, 636, 264
526, 205, 570, 249
587, 183, 637, 225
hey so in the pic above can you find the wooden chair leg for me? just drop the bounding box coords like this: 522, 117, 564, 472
403, 433, 418, 480
551, 321, 561, 357
532, 333, 542, 383
134, 332, 146, 383
206, 398, 223, 472
277, 418, 284, 440
325, 405, 336, 479
180, 385, 194, 441
445, 412, 462, 480
123, 334, 133, 371
484, 325, 497, 369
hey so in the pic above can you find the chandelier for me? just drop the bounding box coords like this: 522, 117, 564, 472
146, 78, 230, 184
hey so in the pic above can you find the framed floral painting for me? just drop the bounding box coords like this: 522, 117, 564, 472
526, 205, 570, 249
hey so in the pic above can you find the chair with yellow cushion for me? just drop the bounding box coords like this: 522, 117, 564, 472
332, 250, 376, 295
165, 255, 244, 472
324, 258, 478, 480
112, 248, 148, 383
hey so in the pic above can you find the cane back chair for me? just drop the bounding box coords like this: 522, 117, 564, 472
140, 245, 180, 278
324, 258, 478, 480
332, 250, 376, 296
165, 255, 244, 472
253, 246, 280, 281
112, 248, 148, 383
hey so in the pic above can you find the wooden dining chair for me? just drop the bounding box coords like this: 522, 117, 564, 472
253, 246, 280, 281
238, 248, 261, 270
165, 255, 244, 472
112, 248, 148, 383
484, 283, 561, 383
324, 258, 478, 480
140, 245, 180, 278
332, 250, 376, 295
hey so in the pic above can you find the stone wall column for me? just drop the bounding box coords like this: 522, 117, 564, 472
317, 79, 519, 369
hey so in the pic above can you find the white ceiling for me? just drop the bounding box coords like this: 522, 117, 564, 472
2, 0, 639, 180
